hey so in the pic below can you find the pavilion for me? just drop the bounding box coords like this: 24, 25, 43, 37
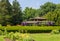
21, 17, 55, 26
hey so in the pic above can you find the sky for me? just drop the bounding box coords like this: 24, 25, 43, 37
9, 0, 60, 10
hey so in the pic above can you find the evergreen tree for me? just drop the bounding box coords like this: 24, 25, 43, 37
12, 0, 23, 25
0, 0, 12, 25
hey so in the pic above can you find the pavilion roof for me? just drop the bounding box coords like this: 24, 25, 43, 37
30, 17, 47, 20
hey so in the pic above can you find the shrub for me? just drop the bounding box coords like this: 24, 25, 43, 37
7, 26, 55, 33
0, 30, 3, 35
8, 32, 14, 39
4, 32, 34, 41
51, 30, 60, 34
0, 24, 2, 27
0, 26, 60, 33
3, 28, 8, 35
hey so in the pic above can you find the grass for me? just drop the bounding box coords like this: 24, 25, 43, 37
0, 36, 4, 41
30, 33, 60, 41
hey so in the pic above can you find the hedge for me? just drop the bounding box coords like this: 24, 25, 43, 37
0, 26, 60, 33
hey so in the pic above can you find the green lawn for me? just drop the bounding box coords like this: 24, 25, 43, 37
0, 36, 4, 41
30, 33, 60, 41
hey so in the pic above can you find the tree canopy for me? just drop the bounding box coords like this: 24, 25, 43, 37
0, 1, 60, 26
0, 0, 23, 25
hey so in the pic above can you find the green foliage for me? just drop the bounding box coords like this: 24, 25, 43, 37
0, 26, 60, 33
44, 8, 60, 25
23, 7, 37, 20
0, 0, 23, 25
39, 2, 56, 16
4, 32, 34, 41
3, 28, 7, 35
23, 2, 60, 26
8, 32, 14, 40
0, 1, 60, 26
0, 30, 3, 35
51, 30, 60, 34
42, 2, 60, 26
12, 0, 23, 25
0, 0, 12, 26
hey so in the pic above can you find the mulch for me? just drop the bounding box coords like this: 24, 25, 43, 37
4, 37, 12, 41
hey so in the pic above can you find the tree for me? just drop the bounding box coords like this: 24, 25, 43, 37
11, 0, 23, 25
39, 2, 56, 16
23, 7, 37, 20
0, 0, 12, 25
44, 7, 60, 25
